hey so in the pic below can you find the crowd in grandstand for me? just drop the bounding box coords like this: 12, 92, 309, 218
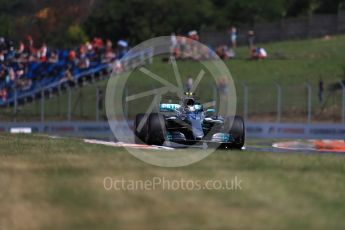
0, 36, 126, 103
0, 27, 267, 104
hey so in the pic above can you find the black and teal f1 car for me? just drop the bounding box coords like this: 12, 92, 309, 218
134, 94, 245, 149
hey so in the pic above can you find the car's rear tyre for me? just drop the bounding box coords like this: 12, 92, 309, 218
147, 113, 167, 146
134, 113, 148, 144
225, 116, 245, 149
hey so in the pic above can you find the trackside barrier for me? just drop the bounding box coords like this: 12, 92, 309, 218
0, 121, 344, 140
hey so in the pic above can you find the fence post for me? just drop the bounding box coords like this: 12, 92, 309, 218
276, 83, 282, 123
243, 83, 248, 121
41, 89, 45, 122
213, 84, 218, 109
124, 85, 128, 117
339, 81, 345, 124
13, 87, 18, 122
149, 48, 154, 64
304, 82, 312, 123
96, 87, 100, 121
67, 87, 72, 121
140, 51, 145, 65
80, 88, 84, 118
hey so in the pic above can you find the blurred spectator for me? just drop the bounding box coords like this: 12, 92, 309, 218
229, 26, 237, 48
218, 77, 229, 97
170, 33, 178, 56
27, 35, 36, 55
247, 30, 255, 50
60, 66, 74, 83
216, 45, 235, 60
104, 39, 116, 62
117, 40, 128, 59
69, 50, 77, 62
0, 38, 6, 51
0, 88, 8, 101
186, 76, 193, 92
113, 60, 124, 74
38, 43, 48, 62
188, 30, 199, 41
0, 52, 4, 62
17, 41, 25, 54
48, 51, 59, 64
251, 47, 267, 60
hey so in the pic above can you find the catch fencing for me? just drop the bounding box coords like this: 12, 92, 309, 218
1, 81, 345, 125
201, 12, 345, 47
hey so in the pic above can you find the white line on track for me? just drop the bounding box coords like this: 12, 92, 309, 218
84, 139, 175, 150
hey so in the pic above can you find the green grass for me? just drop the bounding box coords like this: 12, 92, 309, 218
3, 35, 345, 122
0, 134, 345, 229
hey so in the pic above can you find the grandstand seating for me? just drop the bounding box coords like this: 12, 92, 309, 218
0, 39, 153, 107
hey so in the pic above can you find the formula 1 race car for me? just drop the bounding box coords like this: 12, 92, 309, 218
134, 93, 245, 149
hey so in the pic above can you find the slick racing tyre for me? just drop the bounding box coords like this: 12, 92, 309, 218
223, 116, 245, 149
229, 116, 245, 149
147, 113, 167, 146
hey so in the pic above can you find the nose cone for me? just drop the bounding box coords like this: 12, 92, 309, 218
189, 119, 204, 140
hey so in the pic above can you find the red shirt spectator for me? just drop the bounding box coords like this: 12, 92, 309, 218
0, 89, 8, 101
69, 50, 76, 61
39, 43, 48, 62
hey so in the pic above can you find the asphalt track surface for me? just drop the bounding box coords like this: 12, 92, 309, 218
84, 138, 345, 155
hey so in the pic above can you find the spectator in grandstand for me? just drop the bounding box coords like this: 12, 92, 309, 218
0, 51, 4, 63
229, 26, 237, 48
0, 37, 6, 51
68, 50, 77, 62
0, 35, 123, 105
117, 40, 128, 59
48, 50, 59, 64
27, 35, 36, 55
16, 78, 32, 91
38, 43, 48, 62
113, 60, 124, 74
60, 66, 74, 83
17, 41, 25, 54
103, 39, 116, 63
78, 56, 90, 69
0, 88, 8, 101
8, 67, 16, 82
0, 69, 6, 82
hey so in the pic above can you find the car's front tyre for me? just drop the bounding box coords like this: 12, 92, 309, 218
224, 116, 245, 149
147, 113, 167, 146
